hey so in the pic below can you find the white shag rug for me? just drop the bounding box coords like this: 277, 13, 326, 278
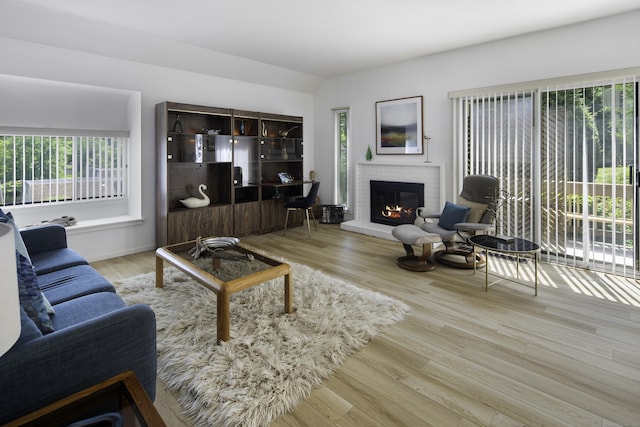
115, 254, 408, 427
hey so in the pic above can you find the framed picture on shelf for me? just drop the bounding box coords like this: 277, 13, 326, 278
278, 172, 294, 183
375, 96, 423, 155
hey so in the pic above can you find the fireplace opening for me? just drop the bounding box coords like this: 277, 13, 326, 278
370, 180, 424, 226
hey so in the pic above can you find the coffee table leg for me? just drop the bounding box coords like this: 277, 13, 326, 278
284, 273, 293, 314
485, 250, 489, 292
155, 256, 164, 288
535, 252, 538, 296
217, 290, 230, 343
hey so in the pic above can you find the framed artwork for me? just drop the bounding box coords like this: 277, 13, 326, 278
375, 96, 423, 155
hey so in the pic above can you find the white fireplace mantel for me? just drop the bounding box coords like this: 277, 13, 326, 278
340, 162, 445, 240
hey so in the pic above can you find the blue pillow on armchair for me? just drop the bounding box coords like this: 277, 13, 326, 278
438, 201, 471, 231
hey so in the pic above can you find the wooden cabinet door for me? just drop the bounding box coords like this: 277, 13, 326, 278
234, 201, 261, 236
211, 204, 234, 236
167, 205, 233, 244
261, 199, 303, 233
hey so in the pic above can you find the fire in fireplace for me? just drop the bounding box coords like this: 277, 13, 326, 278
370, 180, 424, 226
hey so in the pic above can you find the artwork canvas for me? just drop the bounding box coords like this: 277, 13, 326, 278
376, 96, 423, 155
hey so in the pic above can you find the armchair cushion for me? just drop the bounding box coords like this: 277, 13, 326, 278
437, 201, 470, 231
421, 222, 460, 241
457, 196, 488, 224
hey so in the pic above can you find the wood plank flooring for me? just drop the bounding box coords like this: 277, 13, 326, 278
92, 224, 640, 427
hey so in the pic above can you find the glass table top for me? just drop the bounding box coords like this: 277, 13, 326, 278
469, 235, 540, 253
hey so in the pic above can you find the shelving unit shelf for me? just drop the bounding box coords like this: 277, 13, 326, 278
156, 101, 305, 246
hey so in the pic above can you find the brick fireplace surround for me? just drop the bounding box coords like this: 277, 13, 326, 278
340, 162, 444, 240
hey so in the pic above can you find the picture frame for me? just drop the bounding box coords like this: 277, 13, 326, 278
375, 95, 423, 155
278, 172, 294, 183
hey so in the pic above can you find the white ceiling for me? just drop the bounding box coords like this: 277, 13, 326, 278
7, 0, 640, 79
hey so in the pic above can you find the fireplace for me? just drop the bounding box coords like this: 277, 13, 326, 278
370, 180, 424, 226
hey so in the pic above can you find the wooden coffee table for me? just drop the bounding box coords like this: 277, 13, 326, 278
4, 371, 165, 427
155, 240, 293, 343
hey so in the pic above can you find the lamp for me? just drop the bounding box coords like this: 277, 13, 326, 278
0, 223, 20, 356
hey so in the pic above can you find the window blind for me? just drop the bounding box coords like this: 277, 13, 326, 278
0, 134, 128, 206
452, 75, 639, 278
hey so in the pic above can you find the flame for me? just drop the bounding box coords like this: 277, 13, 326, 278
381, 205, 413, 218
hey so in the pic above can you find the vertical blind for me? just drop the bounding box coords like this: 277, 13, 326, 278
540, 77, 637, 277
454, 90, 536, 241
0, 134, 128, 206
452, 75, 638, 278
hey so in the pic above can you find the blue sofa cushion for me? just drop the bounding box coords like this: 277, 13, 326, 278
38, 264, 116, 305
19, 223, 69, 255
438, 201, 471, 231
16, 251, 54, 334
51, 292, 127, 330
29, 248, 88, 275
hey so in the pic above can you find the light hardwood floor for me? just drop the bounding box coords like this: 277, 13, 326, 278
92, 224, 640, 427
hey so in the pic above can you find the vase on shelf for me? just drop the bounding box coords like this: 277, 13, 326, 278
171, 115, 184, 133
366, 145, 373, 161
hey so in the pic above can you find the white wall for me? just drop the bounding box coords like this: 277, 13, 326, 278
0, 37, 314, 261
313, 11, 640, 214
1, 10, 638, 260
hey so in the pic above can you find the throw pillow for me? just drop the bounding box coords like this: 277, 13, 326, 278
1, 209, 55, 333
438, 201, 471, 231
0, 209, 30, 261
457, 196, 489, 224
16, 250, 54, 333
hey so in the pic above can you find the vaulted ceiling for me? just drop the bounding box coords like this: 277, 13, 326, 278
4, 0, 640, 91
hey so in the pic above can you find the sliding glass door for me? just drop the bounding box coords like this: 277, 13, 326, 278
541, 79, 638, 276
453, 76, 639, 277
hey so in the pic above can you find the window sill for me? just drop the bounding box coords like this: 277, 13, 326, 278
61, 215, 144, 236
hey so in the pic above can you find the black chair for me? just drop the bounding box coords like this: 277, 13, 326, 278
283, 181, 320, 237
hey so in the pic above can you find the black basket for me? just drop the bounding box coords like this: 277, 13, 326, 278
320, 205, 344, 224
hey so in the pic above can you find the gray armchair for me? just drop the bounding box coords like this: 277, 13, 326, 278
416, 174, 499, 268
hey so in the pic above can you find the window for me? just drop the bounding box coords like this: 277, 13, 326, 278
451, 72, 639, 277
0, 133, 128, 206
335, 108, 350, 209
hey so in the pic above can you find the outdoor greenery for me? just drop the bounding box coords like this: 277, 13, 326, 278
542, 83, 636, 183
0, 135, 124, 205
0, 135, 72, 204
337, 110, 348, 207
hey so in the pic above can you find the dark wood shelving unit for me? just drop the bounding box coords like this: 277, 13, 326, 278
156, 101, 304, 246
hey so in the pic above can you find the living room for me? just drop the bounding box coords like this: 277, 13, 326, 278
2, 1, 640, 426
1, 2, 639, 262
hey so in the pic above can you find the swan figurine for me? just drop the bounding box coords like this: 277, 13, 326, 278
180, 184, 210, 208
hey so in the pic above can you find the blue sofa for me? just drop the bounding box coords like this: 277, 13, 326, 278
0, 223, 157, 424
